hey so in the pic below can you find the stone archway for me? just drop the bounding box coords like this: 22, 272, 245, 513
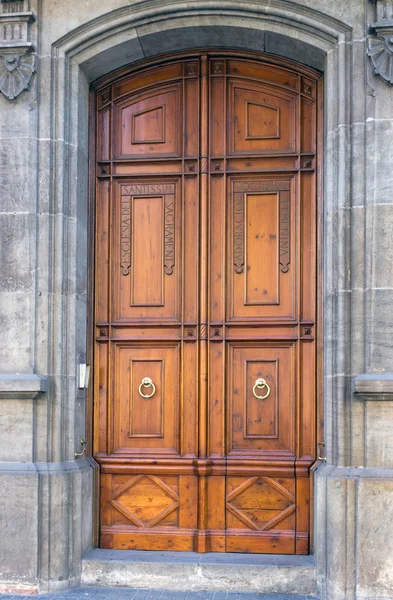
37, 2, 357, 596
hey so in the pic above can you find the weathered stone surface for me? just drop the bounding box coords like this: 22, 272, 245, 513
0, 460, 96, 592
0, 0, 393, 597
82, 550, 316, 594
364, 401, 393, 468
355, 373, 393, 396
0, 469, 39, 589
0, 374, 47, 399
0, 399, 33, 461
0, 292, 32, 372
357, 478, 393, 598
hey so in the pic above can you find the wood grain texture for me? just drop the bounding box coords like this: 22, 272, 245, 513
93, 53, 321, 554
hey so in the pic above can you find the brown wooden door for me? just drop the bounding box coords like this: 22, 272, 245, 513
93, 53, 320, 554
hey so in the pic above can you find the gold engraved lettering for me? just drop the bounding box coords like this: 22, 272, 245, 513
164, 195, 175, 275
279, 193, 290, 273
233, 192, 244, 274
121, 196, 131, 276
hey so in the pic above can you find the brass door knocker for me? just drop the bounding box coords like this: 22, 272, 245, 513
252, 377, 270, 401
138, 377, 156, 399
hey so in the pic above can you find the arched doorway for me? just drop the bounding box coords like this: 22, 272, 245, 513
92, 51, 322, 555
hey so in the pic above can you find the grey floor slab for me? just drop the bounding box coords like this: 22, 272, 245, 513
81, 551, 316, 595
83, 551, 314, 567
0, 589, 319, 600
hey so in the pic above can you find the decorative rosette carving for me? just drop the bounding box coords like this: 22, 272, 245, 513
368, 1, 393, 84
0, 1, 36, 100
0, 51, 35, 99
368, 30, 393, 84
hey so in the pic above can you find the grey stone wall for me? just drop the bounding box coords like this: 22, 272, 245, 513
0, 0, 393, 598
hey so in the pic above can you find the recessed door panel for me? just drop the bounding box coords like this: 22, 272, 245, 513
228, 343, 295, 457
113, 343, 180, 454
116, 84, 182, 158
228, 176, 296, 320
94, 53, 320, 554
225, 475, 296, 553
228, 81, 297, 155
245, 192, 279, 304
114, 179, 181, 322
100, 473, 198, 551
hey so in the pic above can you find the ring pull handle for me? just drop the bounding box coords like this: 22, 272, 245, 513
138, 377, 156, 399
252, 377, 270, 401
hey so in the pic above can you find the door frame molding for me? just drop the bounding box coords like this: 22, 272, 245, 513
44, 0, 356, 577
87, 49, 325, 551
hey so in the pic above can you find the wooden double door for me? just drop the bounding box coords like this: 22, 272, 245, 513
93, 53, 320, 554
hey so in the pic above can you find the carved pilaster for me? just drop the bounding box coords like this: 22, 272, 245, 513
0, 0, 35, 100
368, 0, 393, 85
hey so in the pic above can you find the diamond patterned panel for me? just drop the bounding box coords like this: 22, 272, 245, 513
226, 476, 296, 531
111, 475, 179, 528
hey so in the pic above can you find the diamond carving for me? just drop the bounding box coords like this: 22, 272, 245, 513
111, 475, 179, 528
226, 476, 296, 531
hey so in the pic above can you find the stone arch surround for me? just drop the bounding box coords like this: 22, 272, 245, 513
8, 1, 386, 598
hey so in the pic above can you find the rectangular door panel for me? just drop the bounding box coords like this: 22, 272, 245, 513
227, 80, 297, 155
227, 175, 296, 321
225, 475, 296, 554
227, 342, 296, 458
226, 60, 299, 90
114, 179, 181, 322
115, 84, 182, 159
113, 342, 180, 455
100, 473, 197, 550
245, 192, 279, 305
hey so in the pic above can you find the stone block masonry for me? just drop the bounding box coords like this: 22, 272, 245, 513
1, 0, 393, 598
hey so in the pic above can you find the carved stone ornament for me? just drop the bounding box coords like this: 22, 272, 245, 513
368, 0, 393, 84
0, 0, 36, 99
0, 50, 35, 99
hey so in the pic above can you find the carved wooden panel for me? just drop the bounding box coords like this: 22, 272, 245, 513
132, 195, 164, 305
245, 193, 279, 304
246, 101, 280, 139
226, 475, 296, 552
111, 475, 180, 528
97, 108, 110, 161
100, 473, 198, 550
228, 81, 297, 155
115, 179, 181, 322
228, 176, 295, 320
226, 476, 296, 530
129, 358, 164, 438
228, 343, 295, 456
116, 84, 181, 158
113, 343, 180, 454
226, 60, 299, 90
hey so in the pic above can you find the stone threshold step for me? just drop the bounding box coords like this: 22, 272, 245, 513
81, 550, 316, 595
0, 589, 318, 600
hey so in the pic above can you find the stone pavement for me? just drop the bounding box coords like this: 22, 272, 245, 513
0, 589, 318, 600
